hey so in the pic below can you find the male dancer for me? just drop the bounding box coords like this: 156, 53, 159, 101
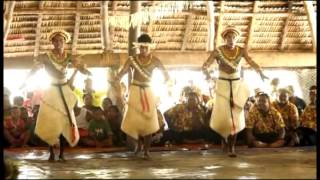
114, 34, 170, 159
21, 30, 91, 161
202, 26, 268, 157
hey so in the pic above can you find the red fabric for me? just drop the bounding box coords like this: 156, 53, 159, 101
71, 126, 76, 143
139, 88, 150, 112
4, 117, 26, 130
78, 128, 89, 137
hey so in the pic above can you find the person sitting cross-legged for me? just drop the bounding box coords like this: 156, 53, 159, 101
4, 106, 31, 148
88, 108, 113, 147
163, 92, 209, 144
297, 85, 317, 146
246, 93, 285, 148
272, 88, 300, 146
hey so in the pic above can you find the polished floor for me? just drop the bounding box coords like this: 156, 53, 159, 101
4, 145, 316, 179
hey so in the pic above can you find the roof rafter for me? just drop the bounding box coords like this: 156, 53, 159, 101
206, 0, 214, 52
101, 1, 111, 53
71, 1, 82, 55
246, 1, 259, 50
280, 1, 293, 51
215, 1, 225, 48
303, 1, 317, 52
147, 1, 156, 36
181, 14, 193, 51
4, 1, 16, 43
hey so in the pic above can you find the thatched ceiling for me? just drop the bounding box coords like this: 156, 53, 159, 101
3, 1, 317, 59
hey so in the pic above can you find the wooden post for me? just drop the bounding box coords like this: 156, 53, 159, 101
33, 14, 43, 58
246, 1, 259, 50
4, 1, 16, 43
128, 1, 140, 56
181, 14, 193, 51
109, 0, 118, 50
101, 1, 111, 52
280, 1, 292, 51
147, 1, 156, 36
215, 1, 224, 48
71, 2, 82, 55
128, 1, 141, 86
303, 1, 317, 52
206, 0, 214, 52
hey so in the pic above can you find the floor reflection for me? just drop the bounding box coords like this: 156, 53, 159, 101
5, 146, 316, 179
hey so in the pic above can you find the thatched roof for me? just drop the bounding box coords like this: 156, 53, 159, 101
3, 1, 317, 59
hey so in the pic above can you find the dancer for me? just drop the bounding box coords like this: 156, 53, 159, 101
20, 30, 91, 161
202, 25, 268, 157
114, 34, 170, 159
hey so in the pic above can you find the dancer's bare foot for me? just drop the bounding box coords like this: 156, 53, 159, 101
143, 151, 151, 160
228, 152, 237, 157
48, 153, 55, 162
58, 155, 66, 162
134, 144, 142, 155
221, 140, 228, 153
228, 146, 237, 158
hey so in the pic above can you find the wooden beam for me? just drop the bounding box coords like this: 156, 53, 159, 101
147, 1, 156, 35
206, 0, 214, 52
72, 15, 81, 55
4, 1, 16, 43
181, 15, 193, 51
128, 1, 141, 87
101, 1, 111, 52
71, 2, 82, 55
303, 1, 317, 52
13, 8, 100, 15
39, 1, 45, 9
111, 0, 118, 11
33, 14, 43, 58
128, 1, 140, 56
215, 1, 225, 48
246, 1, 259, 50
280, 2, 293, 51
4, 52, 317, 69
109, 0, 118, 51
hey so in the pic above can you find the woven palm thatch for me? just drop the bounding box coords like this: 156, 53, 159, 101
3, 0, 317, 58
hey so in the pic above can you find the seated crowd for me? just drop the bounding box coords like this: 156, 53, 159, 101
3, 83, 317, 149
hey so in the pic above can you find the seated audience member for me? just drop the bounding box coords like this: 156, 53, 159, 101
13, 96, 29, 121
74, 104, 91, 147
4, 94, 12, 118
102, 97, 113, 113
23, 92, 34, 118
244, 88, 263, 119
13, 96, 24, 107
163, 92, 215, 144
83, 93, 102, 112
88, 109, 113, 147
4, 106, 31, 148
74, 78, 105, 107
269, 78, 280, 101
286, 85, 306, 116
106, 105, 126, 146
272, 88, 300, 146
298, 85, 317, 146
246, 93, 285, 148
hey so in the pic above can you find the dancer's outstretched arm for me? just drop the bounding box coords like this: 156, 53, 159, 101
202, 50, 218, 80
242, 49, 269, 81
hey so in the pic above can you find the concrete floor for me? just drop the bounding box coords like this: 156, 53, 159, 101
4, 146, 316, 179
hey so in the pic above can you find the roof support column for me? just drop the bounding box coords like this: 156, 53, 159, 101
303, 1, 317, 52
4, 1, 16, 43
